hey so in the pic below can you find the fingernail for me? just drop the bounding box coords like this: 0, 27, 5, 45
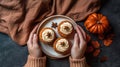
34, 34, 37, 38
75, 33, 78, 36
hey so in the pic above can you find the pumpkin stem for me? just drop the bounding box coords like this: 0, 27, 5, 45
97, 21, 101, 24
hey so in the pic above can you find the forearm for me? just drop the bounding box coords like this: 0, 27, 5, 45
24, 55, 46, 67
69, 57, 88, 67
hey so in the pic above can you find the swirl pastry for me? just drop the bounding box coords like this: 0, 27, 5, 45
53, 38, 71, 55
58, 20, 74, 38
39, 27, 56, 45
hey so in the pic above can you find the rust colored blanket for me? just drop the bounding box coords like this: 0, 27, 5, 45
0, 0, 100, 45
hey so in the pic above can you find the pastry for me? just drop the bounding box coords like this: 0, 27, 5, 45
39, 27, 56, 45
58, 20, 74, 38
53, 38, 71, 55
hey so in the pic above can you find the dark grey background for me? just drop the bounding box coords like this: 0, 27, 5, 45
0, 0, 120, 67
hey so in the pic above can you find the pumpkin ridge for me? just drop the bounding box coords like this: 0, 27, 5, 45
87, 22, 97, 30
84, 13, 110, 34
93, 24, 98, 33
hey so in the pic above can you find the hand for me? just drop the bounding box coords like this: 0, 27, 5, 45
71, 25, 87, 59
27, 26, 42, 58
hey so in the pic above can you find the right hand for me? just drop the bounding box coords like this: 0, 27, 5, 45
71, 25, 87, 59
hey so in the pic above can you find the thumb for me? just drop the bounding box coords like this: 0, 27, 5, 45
33, 34, 39, 47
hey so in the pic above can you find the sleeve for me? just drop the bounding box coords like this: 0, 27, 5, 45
24, 55, 46, 67
69, 57, 88, 67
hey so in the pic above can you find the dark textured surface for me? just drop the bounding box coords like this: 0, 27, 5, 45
0, 0, 120, 67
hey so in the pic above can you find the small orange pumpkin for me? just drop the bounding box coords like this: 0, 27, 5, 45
84, 13, 109, 34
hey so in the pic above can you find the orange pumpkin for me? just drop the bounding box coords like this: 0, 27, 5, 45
84, 13, 109, 34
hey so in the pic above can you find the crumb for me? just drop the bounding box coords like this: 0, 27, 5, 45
103, 39, 113, 47
98, 34, 104, 40
86, 46, 94, 53
100, 56, 108, 62
93, 49, 100, 57
86, 34, 91, 42
91, 40, 100, 48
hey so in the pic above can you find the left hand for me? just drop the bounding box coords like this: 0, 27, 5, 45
27, 26, 43, 58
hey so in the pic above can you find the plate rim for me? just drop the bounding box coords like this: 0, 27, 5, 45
37, 15, 77, 59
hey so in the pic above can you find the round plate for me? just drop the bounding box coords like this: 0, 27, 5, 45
37, 15, 77, 59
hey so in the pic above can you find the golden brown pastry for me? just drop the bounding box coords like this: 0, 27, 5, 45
39, 27, 56, 45
53, 38, 71, 55
58, 20, 74, 38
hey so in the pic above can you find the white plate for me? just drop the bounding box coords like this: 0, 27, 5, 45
37, 15, 77, 59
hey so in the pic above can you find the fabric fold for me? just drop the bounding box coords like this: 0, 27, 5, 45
0, 0, 100, 45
